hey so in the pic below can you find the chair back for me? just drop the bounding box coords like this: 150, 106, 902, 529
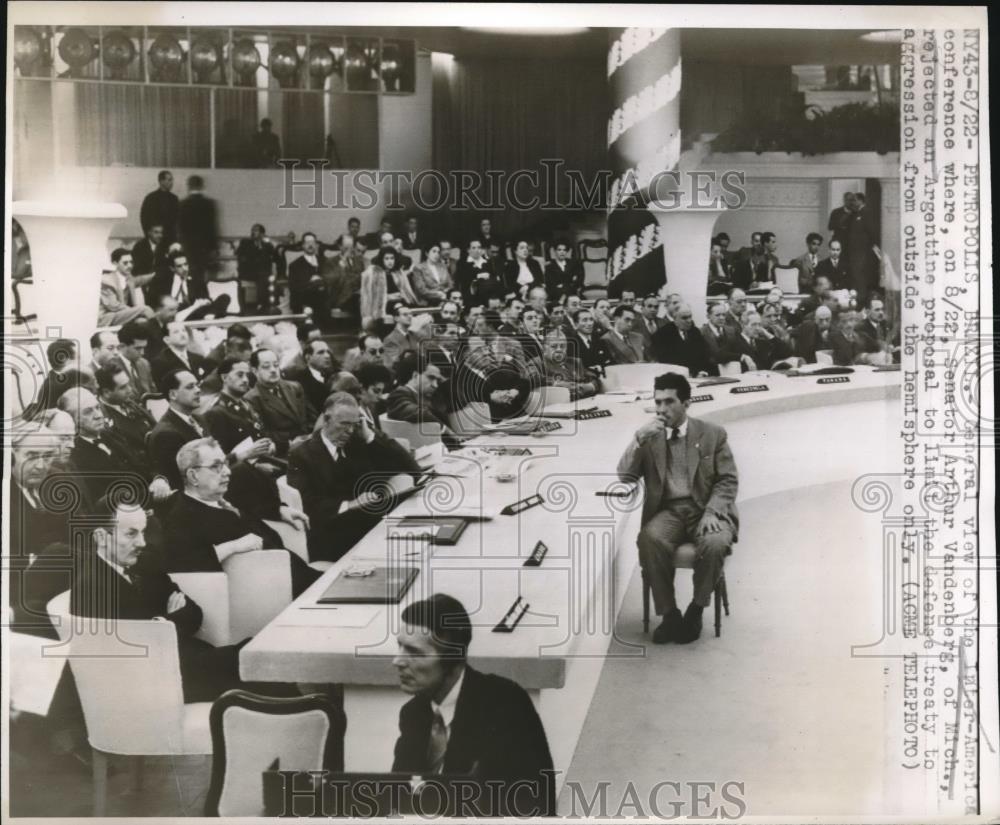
66, 615, 190, 755
774, 266, 799, 294
448, 402, 491, 437
207, 281, 241, 315
206, 690, 346, 817
523, 385, 570, 417
379, 415, 443, 449
263, 518, 310, 564
168, 572, 232, 646
603, 363, 686, 392
223, 550, 293, 642
143, 393, 169, 421
718, 361, 742, 377
815, 349, 834, 366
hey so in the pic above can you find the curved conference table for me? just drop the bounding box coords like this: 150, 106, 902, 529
241, 364, 901, 777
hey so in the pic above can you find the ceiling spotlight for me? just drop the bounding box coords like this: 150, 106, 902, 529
859, 30, 902, 44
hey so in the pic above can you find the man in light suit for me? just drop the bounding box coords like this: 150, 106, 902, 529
392, 594, 554, 816
245, 348, 312, 457
98, 249, 154, 327
617, 372, 738, 644
790, 232, 824, 294
601, 304, 647, 364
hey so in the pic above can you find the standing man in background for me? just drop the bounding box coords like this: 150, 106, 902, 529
140, 170, 179, 245
178, 175, 220, 300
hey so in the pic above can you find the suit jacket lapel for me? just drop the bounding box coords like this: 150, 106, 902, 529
686, 419, 702, 485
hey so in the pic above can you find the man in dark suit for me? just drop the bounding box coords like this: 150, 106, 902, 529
525, 328, 600, 402
827, 191, 854, 250
116, 321, 157, 397
814, 240, 849, 290
70, 499, 243, 703
150, 320, 211, 388
570, 308, 610, 375
400, 216, 424, 251
793, 305, 835, 363
162, 438, 318, 595
27, 339, 80, 418
723, 288, 748, 335
845, 192, 879, 304
386, 352, 464, 448
617, 373, 738, 644
288, 232, 329, 321
854, 297, 896, 362
139, 170, 179, 245
392, 594, 554, 817
131, 224, 169, 302
149, 252, 228, 321
701, 303, 742, 369
543, 241, 583, 301
732, 310, 790, 371
284, 339, 337, 416
236, 223, 276, 314
246, 348, 312, 457
515, 307, 547, 364
634, 295, 666, 355
602, 304, 647, 364
287, 392, 420, 562
177, 174, 219, 300
95, 361, 157, 457
650, 304, 716, 376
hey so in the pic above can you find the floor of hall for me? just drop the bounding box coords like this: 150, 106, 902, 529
9, 480, 895, 817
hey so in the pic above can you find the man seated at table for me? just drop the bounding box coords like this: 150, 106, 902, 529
571, 308, 610, 375
854, 296, 897, 363
526, 328, 599, 402
287, 392, 420, 562
391, 594, 555, 816
700, 303, 742, 369
70, 498, 244, 703
617, 373, 738, 644
162, 438, 319, 595
246, 348, 313, 457
602, 304, 648, 364
650, 303, 715, 377
454, 334, 532, 423
386, 350, 466, 448
733, 310, 791, 371
794, 305, 835, 363
383, 303, 428, 367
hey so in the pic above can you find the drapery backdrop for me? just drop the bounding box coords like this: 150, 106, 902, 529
432, 54, 608, 242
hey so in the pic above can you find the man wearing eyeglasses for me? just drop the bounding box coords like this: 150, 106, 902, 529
288, 392, 420, 562
161, 438, 319, 596
342, 333, 390, 374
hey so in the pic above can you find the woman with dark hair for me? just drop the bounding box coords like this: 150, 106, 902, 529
502, 238, 544, 300
360, 246, 394, 328
410, 242, 453, 304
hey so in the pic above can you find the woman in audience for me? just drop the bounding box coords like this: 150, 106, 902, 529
410, 242, 453, 305
707, 241, 734, 295
360, 246, 393, 328
386, 248, 420, 308
502, 238, 544, 300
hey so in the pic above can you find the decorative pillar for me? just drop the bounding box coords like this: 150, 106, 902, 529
13, 201, 126, 347
646, 204, 723, 326
606, 28, 680, 297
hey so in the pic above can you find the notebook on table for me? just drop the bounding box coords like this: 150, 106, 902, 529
388, 517, 470, 545
317, 566, 419, 604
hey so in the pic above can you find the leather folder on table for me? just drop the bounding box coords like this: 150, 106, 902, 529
317, 566, 419, 604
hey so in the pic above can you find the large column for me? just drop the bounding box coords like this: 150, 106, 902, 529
606, 28, 680, 297
13, 201, 127, 347
646, 204, 723, 326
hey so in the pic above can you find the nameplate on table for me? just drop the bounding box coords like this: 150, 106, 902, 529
689, 394, 714, 403
576, 408, 612, 420
523, 541, 549, 567
817, 376, 851, 384
730, 384, 770, 394
493, 596, 530, 633
501, 494, 544, 516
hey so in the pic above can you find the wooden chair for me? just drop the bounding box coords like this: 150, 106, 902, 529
205, 689, 345, 817
640, 543, 731, 638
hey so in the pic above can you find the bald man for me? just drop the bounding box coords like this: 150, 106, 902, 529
650, 304, 716, 376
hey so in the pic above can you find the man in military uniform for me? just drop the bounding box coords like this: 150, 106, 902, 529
203, 357, 281, 472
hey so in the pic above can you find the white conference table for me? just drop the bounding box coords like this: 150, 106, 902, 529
241, 365, 902, 775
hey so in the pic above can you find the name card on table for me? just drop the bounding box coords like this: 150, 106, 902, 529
523, 541, 549, 567
730, 384, 770, 394
493, 596, 530, 633
501, 494, 545, 516
576, 409, 612, 420
690, 394, 714, 403
817, 376, 851, 384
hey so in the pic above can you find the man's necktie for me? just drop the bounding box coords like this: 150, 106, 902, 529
426, 709, 448, 774
191, 418, 205, 437
668, 427, 680, 441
